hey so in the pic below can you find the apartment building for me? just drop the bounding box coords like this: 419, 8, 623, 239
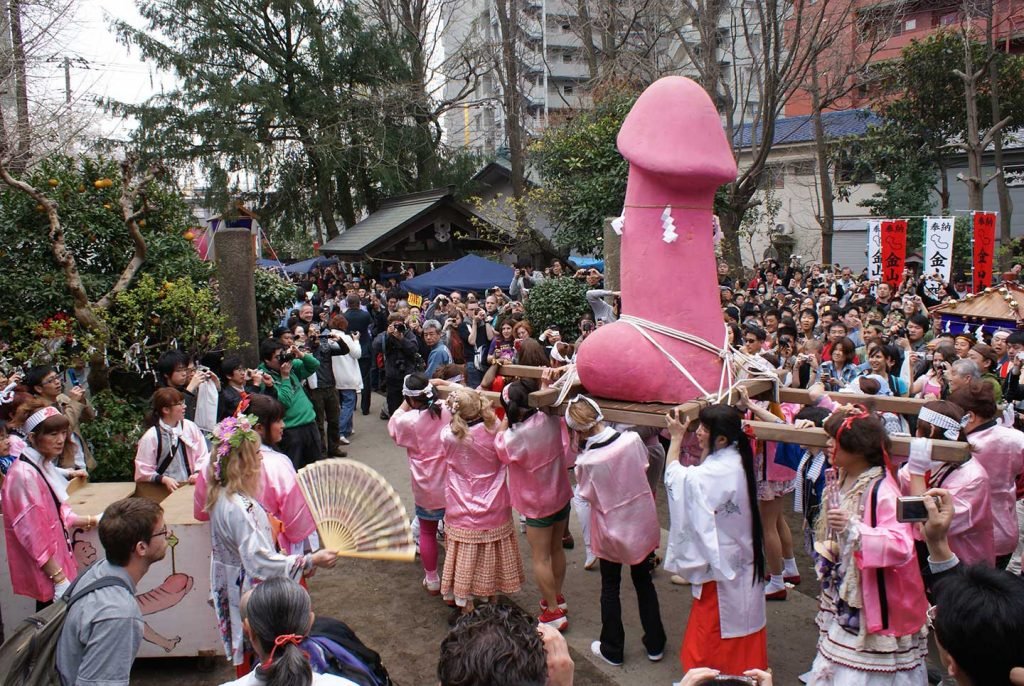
442, 0, 593, 156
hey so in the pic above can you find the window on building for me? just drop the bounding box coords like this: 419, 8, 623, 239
561, 22, 571, 32
834, 152, 875, 186
562, 53, 572, 63
760, 164, 785, 190
564, 85, 574, 96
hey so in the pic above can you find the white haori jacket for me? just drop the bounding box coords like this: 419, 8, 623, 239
664, 444, 766, 639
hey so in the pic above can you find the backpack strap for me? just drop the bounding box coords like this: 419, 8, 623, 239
18, 455, 71, 551
66, 576, 134, 608
868, 476, 889, 631
153, 428, 189, 480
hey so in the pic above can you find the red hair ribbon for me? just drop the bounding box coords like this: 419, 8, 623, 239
260, 633, 305, 670
235, 391, 251, 416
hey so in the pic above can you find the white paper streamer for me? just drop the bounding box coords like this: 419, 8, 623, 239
661, 206, 678, 244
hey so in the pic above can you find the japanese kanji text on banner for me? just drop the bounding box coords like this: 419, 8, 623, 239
880, 219, 907, 286
924, 216, 954, 299
973, 211, 997, 292
867, 219, 882, 281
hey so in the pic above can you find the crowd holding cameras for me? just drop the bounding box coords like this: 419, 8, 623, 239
2, 252, 1024, 686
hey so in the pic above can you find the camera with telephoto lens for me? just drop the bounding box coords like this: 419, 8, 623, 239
276, 349, 296, 364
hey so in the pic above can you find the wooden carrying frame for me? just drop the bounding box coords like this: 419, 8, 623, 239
437, 364, 970, 463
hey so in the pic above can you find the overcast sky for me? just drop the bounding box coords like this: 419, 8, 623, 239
44, 0, 168, 142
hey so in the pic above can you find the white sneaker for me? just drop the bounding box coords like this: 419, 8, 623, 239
590, 640, 622, 666
584, 553, 598, 570
338, 435, 351, 445
422, 576, 441, 595
670, 574, 690, 586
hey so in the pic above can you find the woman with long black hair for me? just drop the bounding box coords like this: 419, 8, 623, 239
664, 403, 768, 676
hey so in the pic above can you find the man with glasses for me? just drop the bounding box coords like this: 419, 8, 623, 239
24, 365, 95, 474
57, 497, 167, 686
742, 325, 767, 356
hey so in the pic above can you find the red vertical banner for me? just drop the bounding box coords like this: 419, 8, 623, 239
880, 219, 907, 286
973, 211, 996, 292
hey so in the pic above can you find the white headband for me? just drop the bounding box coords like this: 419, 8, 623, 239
564, 395, 603, 431
24, 406, 61, 434
402, 375, 434, 399
918, 407, 962, 441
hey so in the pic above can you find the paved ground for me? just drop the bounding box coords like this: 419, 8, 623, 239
132, 392, 832, 685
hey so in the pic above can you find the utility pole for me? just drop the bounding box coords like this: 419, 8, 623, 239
64, 55, 70, 104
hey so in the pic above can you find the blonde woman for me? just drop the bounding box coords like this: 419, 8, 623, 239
439, 387, 524, 621
205, 415, 337, 674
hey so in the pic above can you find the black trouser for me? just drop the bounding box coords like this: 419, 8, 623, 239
280, 421, 322, 470
308, 386, 341, 456
598, 552, 666, 663
358, 357, 373, 414
386, 377, 405, 416
996, 552, 1012, 570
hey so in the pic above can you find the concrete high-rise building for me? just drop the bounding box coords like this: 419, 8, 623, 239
442, 0, 595, 155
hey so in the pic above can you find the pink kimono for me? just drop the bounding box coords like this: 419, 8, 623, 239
134, 420, 209, 483
575, 431, 660, 566
898, 459, 995, 567
193, 446, 317, 553
966, 423, 1024, 556
1, 457, 79, 601
854, 475, 929, 636
441, 422, 510, 531
388, 405, 452, 511
748, 402, 800, 483
495, 412, 572, 519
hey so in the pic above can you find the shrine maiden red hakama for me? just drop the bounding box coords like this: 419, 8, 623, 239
664, 444, 768, 674
440, 421, 524, 605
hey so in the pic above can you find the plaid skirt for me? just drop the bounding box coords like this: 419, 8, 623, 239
441, 520, 524, 606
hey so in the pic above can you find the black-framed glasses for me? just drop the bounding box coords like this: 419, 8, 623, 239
42, 375, 61, 385
148, 527, 169, 541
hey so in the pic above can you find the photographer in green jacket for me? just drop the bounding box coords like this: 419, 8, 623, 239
257, 338, 321, 469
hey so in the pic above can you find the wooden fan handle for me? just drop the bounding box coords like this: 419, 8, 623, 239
332, 549, 416, 562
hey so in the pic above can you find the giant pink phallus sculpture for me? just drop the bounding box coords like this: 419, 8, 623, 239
575, 76, 737, 404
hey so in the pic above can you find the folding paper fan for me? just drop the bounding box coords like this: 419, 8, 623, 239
297, 458, 416, 561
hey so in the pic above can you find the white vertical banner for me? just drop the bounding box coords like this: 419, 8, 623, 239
867, 219, 883, 281
923, 216, 954, 300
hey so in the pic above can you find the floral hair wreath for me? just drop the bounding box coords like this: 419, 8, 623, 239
211, 414, 260, 485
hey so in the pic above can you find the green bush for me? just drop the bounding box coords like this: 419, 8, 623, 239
525, 276, 590, 337
81, 390, 147, 483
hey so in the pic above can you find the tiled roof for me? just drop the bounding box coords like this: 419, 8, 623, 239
735, 109, 881, 148
319, 188, 451, 256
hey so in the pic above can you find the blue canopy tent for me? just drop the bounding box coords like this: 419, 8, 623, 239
401, 254, 514, 298
256, 258, 285, 270
570, 255, 604, 272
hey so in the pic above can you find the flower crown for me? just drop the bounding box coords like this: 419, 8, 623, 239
211, 414, 259, 485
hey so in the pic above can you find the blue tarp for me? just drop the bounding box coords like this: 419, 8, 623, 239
401, 254, 514, 298
256, 258, 285, 270
570, 255, 604, 272
279, 256, 338, 274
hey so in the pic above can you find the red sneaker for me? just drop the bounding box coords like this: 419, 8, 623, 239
538, 608, 568, 631
540, 595, 568, 613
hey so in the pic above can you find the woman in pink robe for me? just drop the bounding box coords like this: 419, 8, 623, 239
950, 380, 1024, 568
439, 387, 524, 619
2, 401, 96, 606
495, 378, 573, 630
567, 395, 665, 667
193, 395, 317, 555
897, 400, 994, 569
388, 373, 451, 596
810, 406, 929, 685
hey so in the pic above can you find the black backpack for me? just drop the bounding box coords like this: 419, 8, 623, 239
0, 574, 133, 686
